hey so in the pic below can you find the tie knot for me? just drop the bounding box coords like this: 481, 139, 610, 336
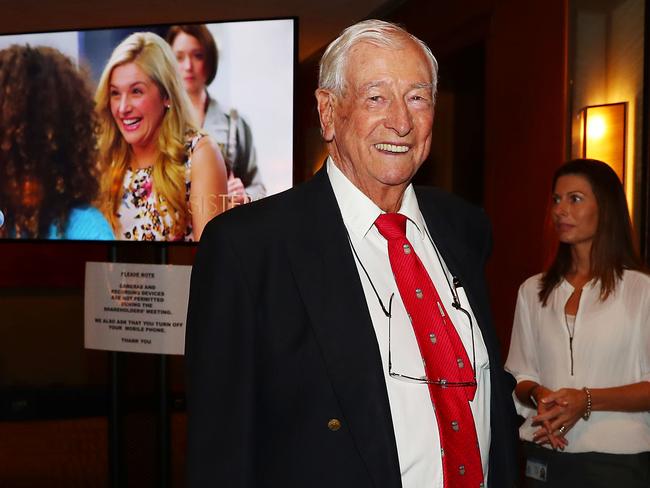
375, 213, 408, 240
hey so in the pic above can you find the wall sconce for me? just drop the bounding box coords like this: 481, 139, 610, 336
580, 102, 627, 181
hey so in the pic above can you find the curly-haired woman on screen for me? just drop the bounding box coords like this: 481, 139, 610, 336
0, 45, 113, 240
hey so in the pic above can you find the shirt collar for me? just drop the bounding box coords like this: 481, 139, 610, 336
560, 277, 598, 292
326, 157, 427, 241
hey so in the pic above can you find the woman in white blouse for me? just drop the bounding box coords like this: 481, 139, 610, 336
506, 159, 650, 487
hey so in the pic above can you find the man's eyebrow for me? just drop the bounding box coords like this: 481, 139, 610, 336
358, 81, 387, 91
412, 82, 434, 90
357, 81, 434, 91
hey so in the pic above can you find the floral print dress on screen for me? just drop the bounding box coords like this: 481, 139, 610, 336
117, 132, 203, 241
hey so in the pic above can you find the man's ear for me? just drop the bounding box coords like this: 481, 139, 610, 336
315, 88, 336, 142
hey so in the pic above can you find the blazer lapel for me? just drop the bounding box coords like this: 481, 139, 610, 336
286, 169, 402, 488
415, 190, 468, 295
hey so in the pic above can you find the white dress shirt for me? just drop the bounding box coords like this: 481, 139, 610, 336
506, 271, 650, 453
327, 159, 491, 487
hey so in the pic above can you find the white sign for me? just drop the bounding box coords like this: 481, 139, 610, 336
84, 262, 191, 355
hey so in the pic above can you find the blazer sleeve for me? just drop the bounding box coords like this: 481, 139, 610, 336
185, 219, 257, 487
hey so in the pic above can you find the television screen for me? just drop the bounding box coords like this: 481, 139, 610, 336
0, 18, 295, 242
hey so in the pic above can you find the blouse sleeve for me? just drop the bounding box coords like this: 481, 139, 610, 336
505, 279, 541, 416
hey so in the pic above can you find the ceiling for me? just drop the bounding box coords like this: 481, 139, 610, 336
0, 0, 405, 61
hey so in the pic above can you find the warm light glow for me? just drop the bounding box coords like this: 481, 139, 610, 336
586, 115, 606, 140
582, 103, 626, 182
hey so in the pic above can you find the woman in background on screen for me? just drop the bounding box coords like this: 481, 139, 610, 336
0, 45, 113, 240
166, 24, 265, 205
95, 32, 227, 241
505, 159, 650, 487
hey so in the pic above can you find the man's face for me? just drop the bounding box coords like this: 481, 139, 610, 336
318, 39, 434, 204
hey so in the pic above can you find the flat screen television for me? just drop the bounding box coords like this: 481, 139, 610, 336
0, 18, 296, 243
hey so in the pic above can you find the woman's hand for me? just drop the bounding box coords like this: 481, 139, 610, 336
532, 387, 587, 448
514, 381, 569, 449
528, 385, 567, 450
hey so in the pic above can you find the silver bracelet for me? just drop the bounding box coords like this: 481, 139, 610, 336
582, 387, 592, 421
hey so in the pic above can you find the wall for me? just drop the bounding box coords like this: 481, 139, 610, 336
483, 0, 569, 355
570, 0, 645, 223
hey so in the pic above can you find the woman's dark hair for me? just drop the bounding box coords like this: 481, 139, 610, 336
0, 45, 100, 238
539, 158, 645, 304
166, 24, 218, 85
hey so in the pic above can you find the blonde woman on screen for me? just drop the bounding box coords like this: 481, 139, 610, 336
96, 32, 227, 241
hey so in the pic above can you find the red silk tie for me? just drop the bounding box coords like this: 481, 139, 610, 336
375, 213, 484, 488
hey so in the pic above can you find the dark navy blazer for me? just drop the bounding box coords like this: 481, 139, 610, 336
185, 168, 518, 487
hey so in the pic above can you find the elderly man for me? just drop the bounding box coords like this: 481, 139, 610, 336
186, 19, 518, 488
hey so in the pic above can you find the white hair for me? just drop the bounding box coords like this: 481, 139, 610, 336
318, 19, 438, 98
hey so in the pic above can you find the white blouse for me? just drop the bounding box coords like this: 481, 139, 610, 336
505, 270, 650, 454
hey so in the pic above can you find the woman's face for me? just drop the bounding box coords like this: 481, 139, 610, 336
551, 174, 599, 247
109, 62, 168, 153
171, 32, 208, 96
